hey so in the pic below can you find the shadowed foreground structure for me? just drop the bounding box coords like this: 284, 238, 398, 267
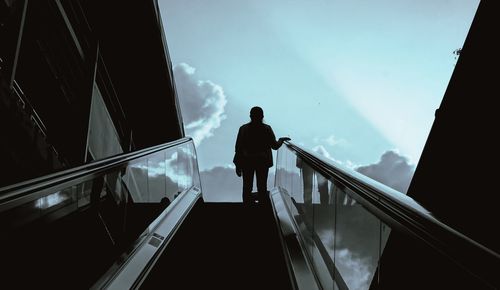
142, 201, 292, 289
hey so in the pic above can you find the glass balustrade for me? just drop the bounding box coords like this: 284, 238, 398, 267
0, 138, 201, 288
275, 144, 496, 290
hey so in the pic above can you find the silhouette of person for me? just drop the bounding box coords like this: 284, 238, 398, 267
233, 106, 290, 204
317, 173, 329, 204
296, 157, 314, 205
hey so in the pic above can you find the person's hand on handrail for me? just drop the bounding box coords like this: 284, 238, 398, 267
278, 137, 291, 145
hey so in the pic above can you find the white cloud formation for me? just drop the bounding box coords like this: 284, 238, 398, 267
355, 150, 415, 194
313, 135, 347, 147
310, 145, 414, 192
336, 248, 373, 290
200, 165, 241, 202
312, 145, 334, 160
325, 135, 346, 146
318, 229, 377, 290
312, 145, 356, 169
173, 63, 227, 146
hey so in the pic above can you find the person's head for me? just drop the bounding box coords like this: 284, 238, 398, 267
250, 106, 264, 123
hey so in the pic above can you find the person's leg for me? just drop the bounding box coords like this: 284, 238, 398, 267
242, 167, 255, 205
317, 174, 329, 205
302, 164, 313, 205
256, 166, 269, 202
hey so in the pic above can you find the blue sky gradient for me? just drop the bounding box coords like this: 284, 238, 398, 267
159, 0, 479, 174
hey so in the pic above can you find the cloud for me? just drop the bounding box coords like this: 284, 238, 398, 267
309, 145, 413, 192
311, 145, 356, 169
124, 166, 179, 203
317, 229, 377, 289
325, 135, 346, 146
355, 150, 415, 194
312, 145, 333, 160
336, 248, 373, 289
199, 165, 240, 202
200, 165, 275, 202
173, 63, 227, 146
313, 135, 347, 147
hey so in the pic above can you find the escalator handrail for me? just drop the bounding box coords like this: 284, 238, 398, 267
0, 137, 193, 212
283, 141, 500, 286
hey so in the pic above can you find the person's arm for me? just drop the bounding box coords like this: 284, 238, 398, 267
269, 126, 291, 150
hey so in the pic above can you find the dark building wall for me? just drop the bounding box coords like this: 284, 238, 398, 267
80, 0, 185, 150
0, 0, 184, 187
406, 0, 499, 253
15, 0, 95, 165
371, 2, 499, 289
1, 0, 70, 185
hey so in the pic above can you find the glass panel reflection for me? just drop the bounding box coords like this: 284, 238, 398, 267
36, 189, 72, 210
312, 178, 335, 290
78, 180, 93, 208
275, 145, 493, 289
124, 159, 149, 202
275, 146, 382, 290
0, 139, 201, 288
334, 187, 380, 290
148, 151, 167, 203
164, 149, 179, 202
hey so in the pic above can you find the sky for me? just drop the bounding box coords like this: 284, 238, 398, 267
158, 0, 479, 201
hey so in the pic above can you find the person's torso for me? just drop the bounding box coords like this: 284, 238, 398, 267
240, 123, 271, 154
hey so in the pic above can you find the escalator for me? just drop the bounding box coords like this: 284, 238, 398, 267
141, 201, 292, 289
0, 138, 202, 289
271, 141, 500, 290
1, 138, 499, 289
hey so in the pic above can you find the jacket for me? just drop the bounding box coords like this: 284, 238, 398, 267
233, 122, 281, 168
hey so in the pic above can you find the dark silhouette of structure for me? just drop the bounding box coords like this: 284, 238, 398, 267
233, 106, 289, 204
0, 0, 184, 187
406, 0, 499, 253
372, 1, 500, 289
0, 0, 186, 288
